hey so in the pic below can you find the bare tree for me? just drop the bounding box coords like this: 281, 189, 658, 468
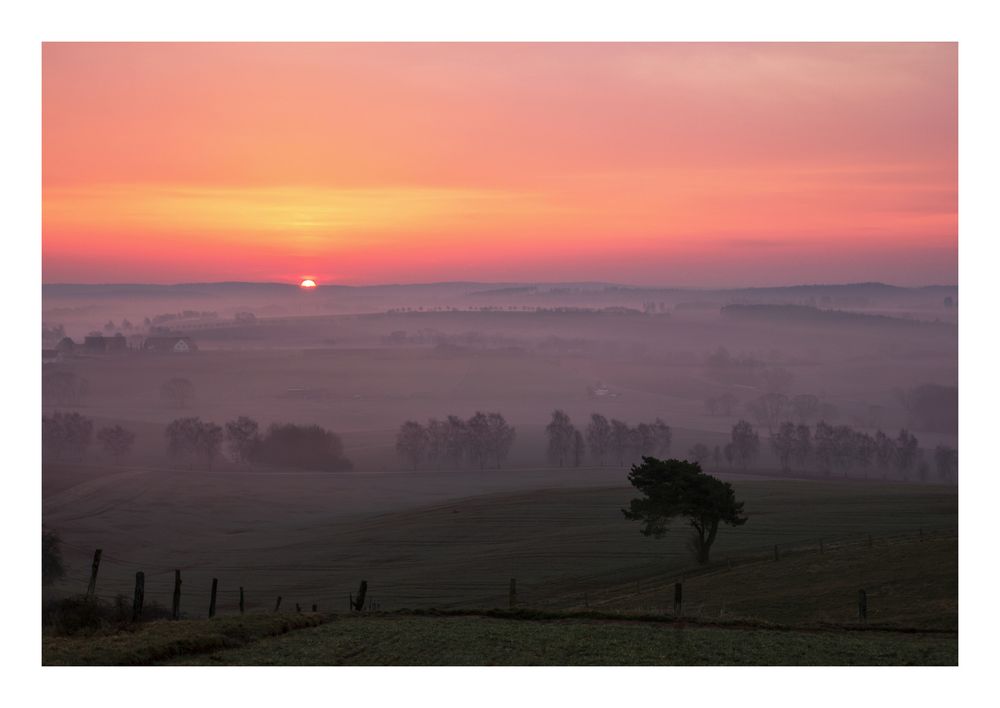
873, 429, 896, 478
166, 417, 223, 469
651, 418, 672, 457
813, 421, 835, 475
934, 445, 957, 482
770, 422, 798, 472
96, 425, 135, 464
730, 420, 760, 469
42, 412, 93, 462
853, 431, 876, 479
793, 424, 812, 470
610, 419, 631, 467
585, 414, 612, 466
486, 412, 516, 468
895, 429, 920, 480
545, 410, 576, 467
225, 416, 261, 465
746, 392, 788, 435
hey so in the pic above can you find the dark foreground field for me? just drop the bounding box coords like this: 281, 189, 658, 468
43, 612, 956, 666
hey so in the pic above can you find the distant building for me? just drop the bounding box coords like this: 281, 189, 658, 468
142, 336, 198, 354
83, 335, 107, 354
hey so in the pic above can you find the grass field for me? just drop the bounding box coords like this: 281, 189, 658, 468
42, 611, 956, 666
46, 471, 956, 620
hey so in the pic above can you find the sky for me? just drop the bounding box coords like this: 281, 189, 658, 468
42, 43, 957, 287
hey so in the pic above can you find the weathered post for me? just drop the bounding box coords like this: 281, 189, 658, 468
674, 581, 683, 616
208, 578, 218, 619
131, 571, 145, 622
295, 602, 302, 613
172, 569, 182, 620
508, 578, 517, 610
312, 603, 318, 612
858, 589, 868, 623
239, 587, 245, 615
274, 596, 282, 613
86, 549, 103, 598
351, 581, 368, 612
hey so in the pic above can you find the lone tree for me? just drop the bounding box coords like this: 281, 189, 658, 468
623, 458, 747, 564
160, 377, 196, 409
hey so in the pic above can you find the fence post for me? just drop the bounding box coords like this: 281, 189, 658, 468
508, 578, 517, 610
86, 549, 102, 598
352, 581, 368, 612
274, 596, 282, 613
295, 603, 301, 613
312, 603, 317, 612
674, 581, 683, 616
132, 571, 145, 622
239, 587, 245, 615
858, 589, 868, 623
172, 570, 182, 620
208, 578, 218, 619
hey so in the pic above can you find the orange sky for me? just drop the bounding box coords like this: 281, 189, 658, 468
42, 43, 957, 286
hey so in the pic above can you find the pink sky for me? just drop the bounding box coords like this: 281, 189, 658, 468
42, 43, 957, 286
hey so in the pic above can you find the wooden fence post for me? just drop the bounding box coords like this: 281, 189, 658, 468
858, 589, 868, 623
86, 549, 102, 598
312, 603, 317, 612
239, 587, 245, 615
508, 578, 517, 610
274, 596, 282, 613
208, 578, 218, 619
172, 569, 182, 620
295, 602, 301, 613
351, 581, 368, 612
674, 581, 683, 616
131, 571, 145, 623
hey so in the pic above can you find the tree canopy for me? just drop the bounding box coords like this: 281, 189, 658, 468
622, 457, 747, 564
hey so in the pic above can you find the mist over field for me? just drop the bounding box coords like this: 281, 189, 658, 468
41, 280, 958, 632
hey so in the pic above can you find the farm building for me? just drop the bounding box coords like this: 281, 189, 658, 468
142, 335, 198, 353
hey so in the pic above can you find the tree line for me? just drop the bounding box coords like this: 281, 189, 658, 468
42, 412, 352, 472
395, 413, 516, 470
545, 411, 673, 468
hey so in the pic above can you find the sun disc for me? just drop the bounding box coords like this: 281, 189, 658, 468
300, 278, 317, 289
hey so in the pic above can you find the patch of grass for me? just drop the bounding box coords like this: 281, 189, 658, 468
42, 613, 330, 666
171, 614, 957, 666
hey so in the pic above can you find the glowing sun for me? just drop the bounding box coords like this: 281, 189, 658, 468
299, 278, 317, 289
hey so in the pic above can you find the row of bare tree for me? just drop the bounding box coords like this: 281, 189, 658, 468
395, 413, 516, 470
545, 411, 673, 468
42, 412, 133, 463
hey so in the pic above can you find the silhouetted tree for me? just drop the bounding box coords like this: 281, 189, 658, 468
43, 370, 88, 406
853, 431, 876, 478
251, 422, 351, 472
160, 377, 196, 409
730, 420, 759, 468
770, 422, 798, 472
42, 530, 65, 586
585, 414, 612, 466
895, 429, 920, 481
443, 415, 469, 468
651, 418, 672, 457
487, 412, 516, 468
934, 445, 957, 482
813, 421, 835, 475
874, 429, 896, 478
226, 416, 261, 465
572, 429, 586, 467
746, 392, 788, 435
610, 419, 631, 467
165, 417, 223, 469
96, 425, 135, 463
793, 424, 812, 469
622, 458, 747, 564
546, 410, 576, 467
467, 412, 492, 469
42, 411, 93, 461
